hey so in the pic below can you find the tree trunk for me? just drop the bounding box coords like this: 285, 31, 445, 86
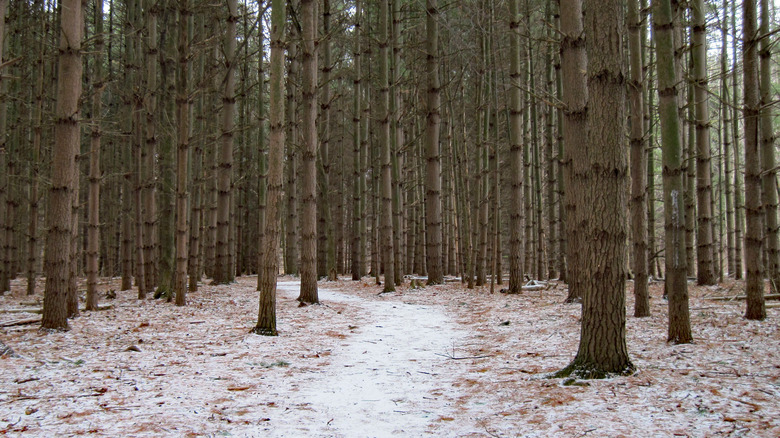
319, 0, 336, 281
378, 0, 395, 293
132, 8, 146, 301
731, 0, 743, 280
692, 0, 715, 285
86, 0, 105, 311
142, 0, 159, 292
646, 9, 657, 279
721, 0, 735, 278
742, 0, 765, 320
0, 0, 7, 294
174, 0, 191, 306
654, 0, 692, 343
759, 0, 778, 294
629, 0, 649, 317
254, 0, 285, 336
559, 0, 586, 302
391, 0, 404, 285
557, 0, 633, 378
298, 0, 319, 303
424, 0, 443, 285
42, 0, 83, 330
26, 0, 45, 296
508, 0, 523, 294
256, 12, 268, 289
215, 0, 237, 284
350, 0, 362, 281
284, 33, 299, 276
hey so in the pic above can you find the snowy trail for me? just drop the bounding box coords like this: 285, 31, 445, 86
260, 281, 466, 437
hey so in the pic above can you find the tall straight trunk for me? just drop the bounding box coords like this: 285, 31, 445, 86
86, 0, 105, 311
298, 0, 319, 303
508, 0, 523, 294
350, 0, 363, 280
142, 0, 159, 291
731, 0, 743, 279
654, 0, 692, 343
721, 0, 735, 277
284, 34, 299, 276
558, 0, 633, 378
523, 63, 533, 277
554, 17, 566, 283
692, 0, 715, 285
378, 0, 395, 292
254, 0, 285, 336
174, 0, 191, 306
131, 0, 145, 301
646, 16, 657, 279
759, 0, 778, 294
629, 0, 648, 317
544, 0, 557, 280
424, 0, 443, 285
0, 0, 7, 294
476, 24, 490, 287
684, 59, 696, 278
743, 0, 765, 320
120, 1, 134, 292
256, 13, 268, 288
391, 0, 404, 284
27, 0, 46, 296
559, 0, 586, 301
121, 148, 133, 291
530, 59, 543, 281
188, 13, 207, 292
42, 0, 83, 330
215, 0, 237, 284
319, 0, 336, 281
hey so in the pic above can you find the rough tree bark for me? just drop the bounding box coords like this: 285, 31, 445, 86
655, 0, 692, 343
629, 0, 649, 317
556, 0, 633, 378
86, 0, 106, 311
297, 0, 319, 303
559, 0, 587, 302
424, 0, 443, 285
759, 0, 778, 294
742, 0, 765, 320
42, 0, 83, 330
174, 0, 191, 306
142, 0, 159, 291
692, 0, 715, 285
254, 0, 285, 336
215, 0, 237, 284
378, 0, 395, 293
508, 0, 524, 294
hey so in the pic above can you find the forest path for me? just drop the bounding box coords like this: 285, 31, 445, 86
260, 280, 468, 437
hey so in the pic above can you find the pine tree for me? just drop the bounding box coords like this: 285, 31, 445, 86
42, 0, 83, 330
254, 0, 285, 336
742, 0, 765, 320
557, 0, 633, 377
629, 0, 649, 316
655, 0, 692, 343
297, 0, 320, 303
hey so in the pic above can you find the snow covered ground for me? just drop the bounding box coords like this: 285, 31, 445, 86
1, 276, 778, 437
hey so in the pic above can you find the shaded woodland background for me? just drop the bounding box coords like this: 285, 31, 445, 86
0, 0, 777, 341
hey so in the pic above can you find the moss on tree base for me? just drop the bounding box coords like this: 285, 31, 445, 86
552, 359, 635, 380
251, 327, 278, 336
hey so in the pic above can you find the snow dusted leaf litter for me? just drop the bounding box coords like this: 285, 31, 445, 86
1, 276, 778, 437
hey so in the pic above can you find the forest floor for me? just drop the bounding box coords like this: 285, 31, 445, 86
0, 274, 778, 437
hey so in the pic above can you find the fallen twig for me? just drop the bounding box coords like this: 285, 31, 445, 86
0, 317, 41, 327
435, 353, 492, 360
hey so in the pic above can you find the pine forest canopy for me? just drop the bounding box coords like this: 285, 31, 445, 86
0, 0, 776, 376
